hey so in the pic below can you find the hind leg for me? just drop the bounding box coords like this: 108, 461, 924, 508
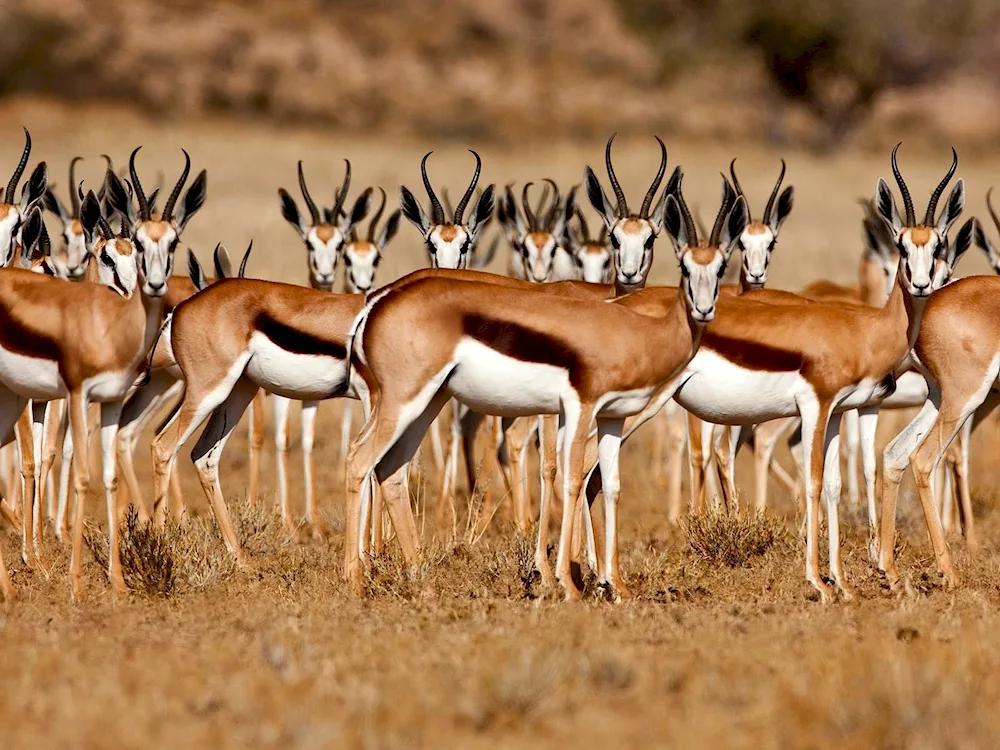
301, 400, 325, 535
596, 416, 629, 600
99, 401, 127, 593
246, 388, 265, 507
271, 395, 295, 532
841, 409, 860, 509
664, 403, 686, 524
190, 379, 260, 565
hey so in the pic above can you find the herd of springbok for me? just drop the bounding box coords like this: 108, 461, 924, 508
0, 129, 994, 604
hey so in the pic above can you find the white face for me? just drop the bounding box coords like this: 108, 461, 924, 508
134, 221, 177, 297
739, 224, 776, 289
608, 219, 655, 288
576, 243, 612, 284
343, 241, 380, 293
306, 225, 345, 290
63, 221, 88, 280
680, 248, 727, 323
519, 232, 557, 282
427, 225, 473, 269
895, 227, 942, 298
94, 238, 141, 297
0, 205, 22, 267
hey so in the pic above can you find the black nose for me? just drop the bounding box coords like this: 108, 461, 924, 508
149, 281, 165, 291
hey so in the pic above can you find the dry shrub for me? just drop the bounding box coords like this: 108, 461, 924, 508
86, 506, 175, 597
463, 651, 573, 731
685, 508, 790, 568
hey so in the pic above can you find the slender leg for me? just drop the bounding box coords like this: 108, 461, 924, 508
190, 379, 260, 565
651, 408, 668, 491
435, 399, 463, 531
15, 407, 37, 568
857, 405, 880, 562
339, 399, 353, 461
56, 419, 73, 541
879, 398, 941, 586
271, 395, 294, 532
29, 402, 47, 559
955, 412, 977, 550
246, 388, 265, 507
687, 412, 707, 515
796, 393, 834, 602
664, 404, 686, 525
534, 414, 559, 588
554, 400, 590, 601
841, 409, 860, 509
504, 417, 537, 533
596, 417, 629, 600
98, 401, 127, 593
301, 400, 325, 535
68, 391, 92, 600
42, 399, 60, 523
820, 411, 853, 598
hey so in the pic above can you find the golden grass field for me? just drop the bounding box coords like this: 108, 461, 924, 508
3, 98, 1000, 748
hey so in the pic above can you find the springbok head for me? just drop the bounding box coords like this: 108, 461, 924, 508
17, 207, 55, 275
728, 159, 794, 289
501, 179, 569, 282
82, 188, 142, 297
974, 189, 1000, 277
43, 157, 92, 279
875, 144, 964, 299
279, 160, 368, 291
342, 187, 401, 294
585, 133, 674, 291
662, 173, 748, 323
563, 186, 612, 284
111, 148, 206, 298
399, 150, 495, 269
0, 129, 47, 269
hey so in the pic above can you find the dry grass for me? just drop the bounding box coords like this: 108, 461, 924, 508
685, 508, 792, 568
2, 99, 1000, 747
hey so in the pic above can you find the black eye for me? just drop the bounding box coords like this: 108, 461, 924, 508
644, 236, 655, 250
768, 239, 777, 251
610, 234, 620, 250
343, 256, 352, 267
521, 247, 529, 258
896, 240, 908, 258
169, 238, 179, 253
373, 255, 380, 267
717, 263, 727, 279
426, 239, 436, 255
603, 259, 610, 269
100, 249, 114, 267
680, 264, 691, 278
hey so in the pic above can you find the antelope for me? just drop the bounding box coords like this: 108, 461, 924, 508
573, 146, 967, 600
146, 190, 376, 561
565, 194, 612, 284
269, 162, 391, 532
0, 142, 203, 599
501, 180, 574, 282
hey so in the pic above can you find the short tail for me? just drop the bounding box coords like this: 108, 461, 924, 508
138, 314, 173, 387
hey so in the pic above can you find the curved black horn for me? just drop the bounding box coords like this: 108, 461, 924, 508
453, 150, 481, 225
367, 187, 387, 242
5, 128, 31, 205
676, 174, 698, 246
239, 240, 253, 278
987, 188, 1000, 241
542, 178, 561, 230
129, 146, 150, 220
640, 136, 667, 218
763, 159, 787, 223
575, 206, 591, 242
709, 176, 736, 246
605, 133, 628, 217
161, 149, 191, 222
68, 156, 84, 217
924, 147, 958, 226
331, 159, 351, 224
98, 214, 115, 240
521, 183, 538, 232
420, 152, 445, 225
296, 161, 320, 225
729, 159, 746, 203
891, 143, 915, 227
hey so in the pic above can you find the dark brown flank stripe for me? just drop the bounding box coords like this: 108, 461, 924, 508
703, 331, 802, 372
462, 314, 584, 387
0, 305, 62, 361
254, 312, 347, 359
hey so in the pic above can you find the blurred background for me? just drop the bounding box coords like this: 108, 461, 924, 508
1, 0, 999, 288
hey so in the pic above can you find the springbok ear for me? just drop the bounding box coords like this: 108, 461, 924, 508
935, 179, 965, 238
20, 207, 42, 256
43, 187, 70, 224
342, 189, 373, 236
20, 162, 47, 213
175, 169, 207, 233
106, 171, 135, 226
147, 188, 160, 217
377, 209, 402, 249
952, 217, 975, 270
770, 186, 794, 235
80, 191, 101, 246
663, 195, 688, 259
188, 249, 208, 291
278, 188, 307, 239
876, 178, 903, 236
469, 184, 495, 240
720, 196, 749, 259
213, 242, 234, 280
585, 166, 616, 229
973, 218, 999, 271
399, 185, 431, 236
649, 165, 682, 236
504, 187, 527, 240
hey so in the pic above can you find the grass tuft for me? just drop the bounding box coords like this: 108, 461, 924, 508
685, 508, 791, 568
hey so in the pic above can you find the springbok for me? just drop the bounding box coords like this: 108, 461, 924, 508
146, 190, 377, 561
565, 193, 612, 284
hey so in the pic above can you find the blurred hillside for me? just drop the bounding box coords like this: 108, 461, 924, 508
2, 0, 1000, 148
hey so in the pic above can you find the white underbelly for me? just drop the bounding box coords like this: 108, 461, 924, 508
245, 333, 347, 400
448, 338, 570, 418
0, 346, 67, 400
674, 350, 807, 424
597, 385, 660, 418
85, 370, 136, 402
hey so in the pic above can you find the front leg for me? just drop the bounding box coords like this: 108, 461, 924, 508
820, 411, 853, 598
100, 401, 127, 593
795, 393, 834, 602
554, 400, 592, 601
68, 391, 92, 600
15, 405, 38, 569
301, 400, 325, 535
596, 417, 629, 600
857, 405, 880, 563
271, 395, 295, 532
